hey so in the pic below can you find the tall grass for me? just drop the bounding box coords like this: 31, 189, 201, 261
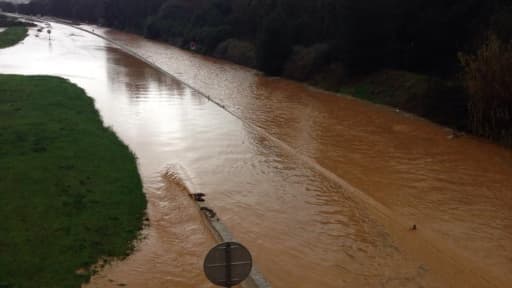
459, 35, 512, 146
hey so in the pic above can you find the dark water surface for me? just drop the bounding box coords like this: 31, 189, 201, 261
1, 22, 511, 287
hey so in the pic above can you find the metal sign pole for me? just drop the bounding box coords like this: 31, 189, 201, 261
225, 242, 232, 288
194, 192, 271, 288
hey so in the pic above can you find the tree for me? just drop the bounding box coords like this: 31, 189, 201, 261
256, 8, 292, 75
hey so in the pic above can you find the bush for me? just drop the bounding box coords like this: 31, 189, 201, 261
283, 43, 330, 81
214, 38, 257, 67
459, 35, 512, 145
256, 9, 292, 75
491, 5, 512, 42
192, 25, 232, 53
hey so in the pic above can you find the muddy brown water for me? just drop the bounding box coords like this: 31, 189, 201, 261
1, 22, 511, 287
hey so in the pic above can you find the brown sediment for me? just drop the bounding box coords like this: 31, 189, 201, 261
94, 26, 512, 287
1, 22, 511, 288
85, 169, 217, 288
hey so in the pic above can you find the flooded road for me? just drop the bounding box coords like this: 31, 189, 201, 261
1, 22, 512, 287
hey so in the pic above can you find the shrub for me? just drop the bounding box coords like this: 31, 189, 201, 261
192, 25, 232, 53
256, 9, 292, 75
459, 35, 512, 145
283, 43, 330, 81
491, 5, 512, 42
214, 38, 257, 67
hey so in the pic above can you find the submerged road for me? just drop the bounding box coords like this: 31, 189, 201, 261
1, 21, 512, 287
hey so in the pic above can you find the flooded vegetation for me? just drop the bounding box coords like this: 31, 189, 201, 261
1, 19, 511, 288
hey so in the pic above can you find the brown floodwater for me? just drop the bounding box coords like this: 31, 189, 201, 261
1, 22, 512, 287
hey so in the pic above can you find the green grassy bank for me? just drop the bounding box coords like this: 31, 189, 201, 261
335, 70, 469, 130
0, 27, 28, 49
0, 75, 146, 287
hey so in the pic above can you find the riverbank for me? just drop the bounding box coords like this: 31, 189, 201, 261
0, 13, 33, 49
334, 70, 469, 130
0, 26, 27, 48
188, 42, 510, 145
0, 75, 146, 287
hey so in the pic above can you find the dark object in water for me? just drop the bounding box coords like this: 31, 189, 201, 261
191, 193, 206, 202
448, 130, 464, 139
410, 224, 417, 231
200, 206, 216, 218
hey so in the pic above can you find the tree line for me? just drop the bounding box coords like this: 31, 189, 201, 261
4, 0, 507, 74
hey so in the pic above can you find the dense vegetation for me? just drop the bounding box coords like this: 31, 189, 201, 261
2, 0, 512, 144
460, 35, 512, 144
0, 75, 146, 287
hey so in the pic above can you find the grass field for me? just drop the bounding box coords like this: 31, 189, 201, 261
0, 26, 28, 49
0, 75, 146, 287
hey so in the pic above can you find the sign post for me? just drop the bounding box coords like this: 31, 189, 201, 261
204, 242, 253, 287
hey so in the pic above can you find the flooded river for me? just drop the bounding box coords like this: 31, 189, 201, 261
1, 22, 512, 287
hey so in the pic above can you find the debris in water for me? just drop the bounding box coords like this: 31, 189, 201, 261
200, 206, 216, 218
448, 130, 464, 139
191, 192, 206, 202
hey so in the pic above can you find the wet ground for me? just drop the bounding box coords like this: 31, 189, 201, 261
1, 22, 511, 287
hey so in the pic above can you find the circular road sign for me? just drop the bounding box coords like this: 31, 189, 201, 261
203, 242, 253, 287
